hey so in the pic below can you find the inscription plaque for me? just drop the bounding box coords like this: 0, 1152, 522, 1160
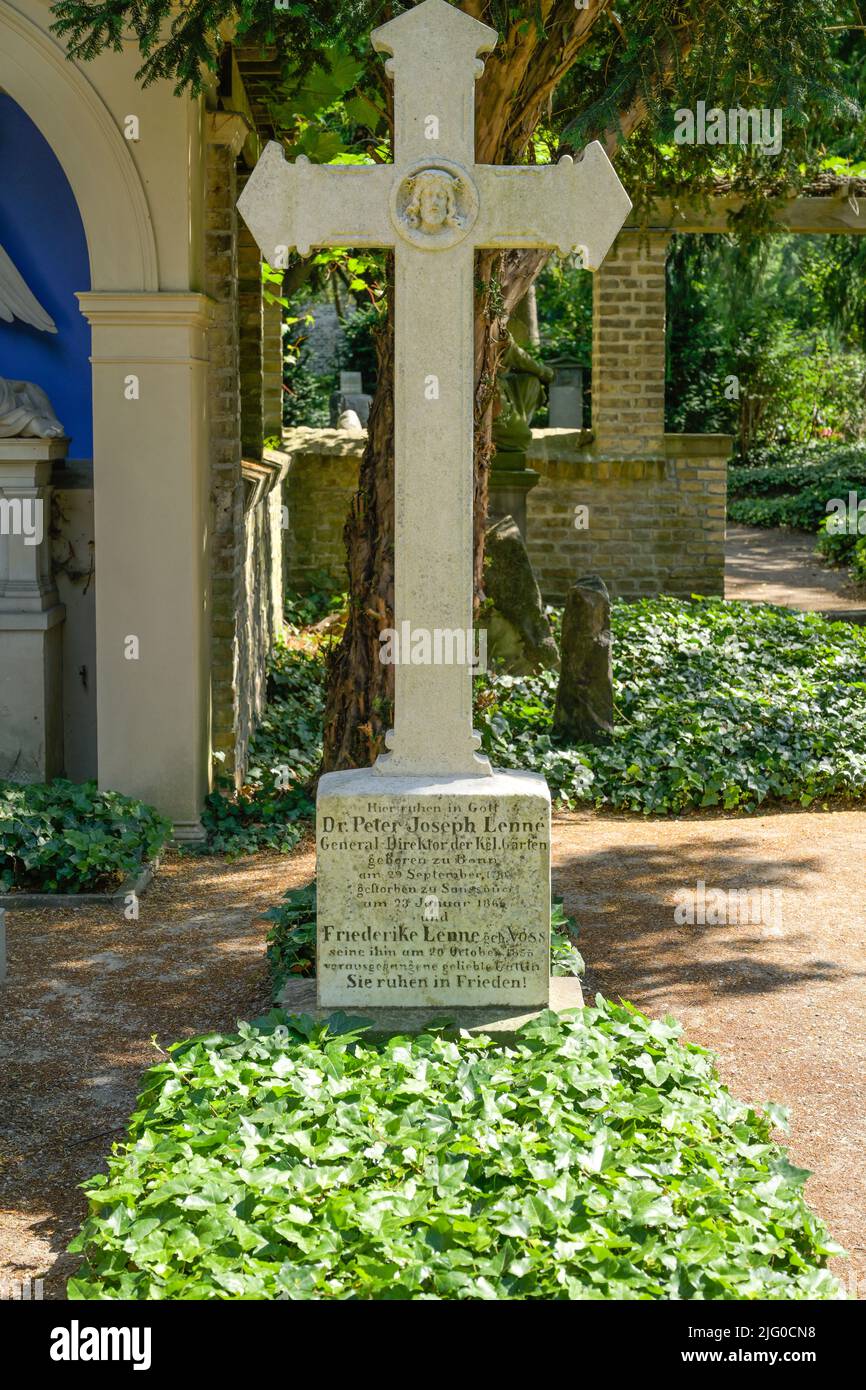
317, 772, 550, 1008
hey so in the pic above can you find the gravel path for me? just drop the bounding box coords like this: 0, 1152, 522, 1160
554, 807, 866, 1299
0, 846, 312, 1299
1, 808, 863, 1299
726, 523, 866, 617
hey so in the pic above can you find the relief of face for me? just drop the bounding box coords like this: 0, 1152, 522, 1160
419, 181, 449, 230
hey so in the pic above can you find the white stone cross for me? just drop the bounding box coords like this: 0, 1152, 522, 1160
239, 0, 631, 779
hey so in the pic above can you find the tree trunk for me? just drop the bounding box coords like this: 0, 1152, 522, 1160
320, 262, 396, 772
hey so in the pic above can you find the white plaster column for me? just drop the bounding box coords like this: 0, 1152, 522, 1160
0, 436, 66, 780
77, 292, 213, 838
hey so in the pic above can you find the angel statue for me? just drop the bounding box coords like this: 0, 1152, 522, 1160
0, 242, 65, 438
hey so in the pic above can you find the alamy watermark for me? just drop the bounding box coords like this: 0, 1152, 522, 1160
379, 622, 487, 672
674, 880, 783, 932
0, 496, 43, 546
49, 1321, 151, 1371
1, 1277, 43, 1300
674, 101, 783, 156
825, 491, 866, 535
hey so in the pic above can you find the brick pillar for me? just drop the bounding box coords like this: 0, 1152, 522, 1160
237, 170, 264, 460
263, 295, 283, 441
205, 138, 245, 781
591, 231, 669, 456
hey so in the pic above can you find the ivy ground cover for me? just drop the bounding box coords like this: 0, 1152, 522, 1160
0, 779, 171, 894
201, 596, 866, 852
67, 1002, 844, 1301
478, 597, 866, 814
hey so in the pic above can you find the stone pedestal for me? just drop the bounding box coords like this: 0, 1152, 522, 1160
0, 438, 66, 781
280, 973, 583, 1039
316, 768, 551, 1011
486, 461, 540, 540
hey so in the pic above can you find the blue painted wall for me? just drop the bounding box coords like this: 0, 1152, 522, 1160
0, 94, 92, 458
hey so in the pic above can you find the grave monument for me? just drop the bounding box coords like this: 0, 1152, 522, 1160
239, 0, 630, 1029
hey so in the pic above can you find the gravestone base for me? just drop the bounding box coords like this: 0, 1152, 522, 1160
316, 767, 552, 1011
279, 973, 583, 1039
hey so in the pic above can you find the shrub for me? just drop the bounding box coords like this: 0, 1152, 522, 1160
282, 344, 332, 428
728, 441, 866, 535
264, 882, 583, 998
284, 579, 346, 631
730, 440, 866, 482
0, 779, 171, 894
67, 1002, 844, 1300
814, 517, 859, 567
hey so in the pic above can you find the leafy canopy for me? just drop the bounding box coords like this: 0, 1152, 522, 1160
50, 2, 863, 204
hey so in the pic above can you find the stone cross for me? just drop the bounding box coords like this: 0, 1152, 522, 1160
238, 0, 631, 781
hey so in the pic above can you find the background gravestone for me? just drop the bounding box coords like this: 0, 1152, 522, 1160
548, 361, 584, 428
553, 574, 614, 744
329, 369, 372, 427
482, 515, 559, 676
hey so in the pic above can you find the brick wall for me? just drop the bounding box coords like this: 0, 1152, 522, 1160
263, 296, 283, 440
281, 426, 729, 601
205, 140, 245, 776
592, 231, 669, 457
525, 432, 728, 600
282, 428, 366, 590
205, 142, 284, 785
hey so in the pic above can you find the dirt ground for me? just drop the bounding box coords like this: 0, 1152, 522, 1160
1, 809, 864, 1299
726, 523, 866, 616
0, 847, 312, 1299
554, 807, 866, 1299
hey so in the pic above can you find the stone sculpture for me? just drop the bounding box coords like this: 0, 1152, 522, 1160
493, 327, 555, 464
0, 243, 63, 437
0, 377, 64, 438
0, 243, 57, 334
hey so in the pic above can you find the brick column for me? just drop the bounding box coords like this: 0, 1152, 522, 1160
591, 230, 669, 456
237, 170, 265, 460
263, 295, 283, 441
205, 137, 245, 781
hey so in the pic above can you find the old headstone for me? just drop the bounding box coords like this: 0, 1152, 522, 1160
239, 0, 630, 1027
0, 434, 67, 781
482, 515, 559, 676
548, 361, 584, 428
553, 575, 614, 744
329, 368, 372, 427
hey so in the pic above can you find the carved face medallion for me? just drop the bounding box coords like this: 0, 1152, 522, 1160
390, 160, 479, 250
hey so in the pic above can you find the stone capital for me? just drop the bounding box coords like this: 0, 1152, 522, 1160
77, 292, 215, 364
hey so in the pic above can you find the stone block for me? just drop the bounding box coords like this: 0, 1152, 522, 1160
316, 768, 551, 1010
